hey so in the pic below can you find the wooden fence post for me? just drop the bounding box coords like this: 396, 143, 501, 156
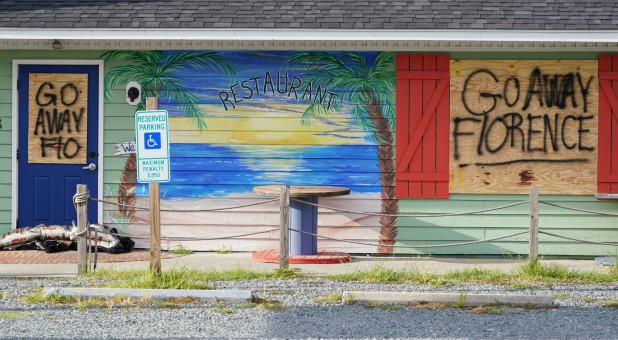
529, 187, 539, 262
76, 184, 89, 276
279, 185, 290, 270
146, 97, 162, 276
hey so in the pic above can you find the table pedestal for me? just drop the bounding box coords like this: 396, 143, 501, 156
290, 196, 317, 255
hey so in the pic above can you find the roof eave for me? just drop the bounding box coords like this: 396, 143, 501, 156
1, 28, 618, 51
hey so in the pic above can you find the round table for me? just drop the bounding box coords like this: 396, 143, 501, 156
253, 185, 350, 255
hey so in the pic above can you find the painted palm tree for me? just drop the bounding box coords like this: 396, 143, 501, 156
101, 50, 237, 218
284, 51, 398, 253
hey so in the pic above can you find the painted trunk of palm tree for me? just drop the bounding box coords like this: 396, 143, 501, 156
366, 94, 398, 253
102, 51, 237, 221
284, 51, 398, 253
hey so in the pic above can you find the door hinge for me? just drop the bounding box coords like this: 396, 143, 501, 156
16, 149, 18, 160
16, 78, 19, 90
15, 219, 18, 228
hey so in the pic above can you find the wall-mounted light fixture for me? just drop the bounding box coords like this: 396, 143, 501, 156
52, 39, 62, 49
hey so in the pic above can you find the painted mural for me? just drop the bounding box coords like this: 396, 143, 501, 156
102, 51, 397, 253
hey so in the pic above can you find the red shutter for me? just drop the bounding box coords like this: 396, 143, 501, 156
395, 54, 450, 199
598, 55, 618, 193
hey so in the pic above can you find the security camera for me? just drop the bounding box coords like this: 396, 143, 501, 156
126, 81, 141, 106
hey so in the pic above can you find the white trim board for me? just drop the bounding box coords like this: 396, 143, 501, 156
0, 29, 618, 51
11, 59, 105, 229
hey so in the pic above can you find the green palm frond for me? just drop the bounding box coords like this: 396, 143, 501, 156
284, 51, 396, 141
101, 50, 238, 131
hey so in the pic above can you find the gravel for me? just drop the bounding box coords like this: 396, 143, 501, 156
0, 277, 617, 339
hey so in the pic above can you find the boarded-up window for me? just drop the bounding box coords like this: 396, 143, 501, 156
28, 73, 88, 164
449, 60, 598, 195
598, 55, 618, 193
395, 54, 450, 198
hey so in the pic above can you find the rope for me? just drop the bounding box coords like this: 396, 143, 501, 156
89, 197, 279, 212
539, 230, 618, 246
73, 191, 90, 210
89, 197, 149, 211
290, 199, 529, 218
90, 226, 280, 241
288, 228, 529, 249
160, 199, 279, 212
539, 201, 618, 217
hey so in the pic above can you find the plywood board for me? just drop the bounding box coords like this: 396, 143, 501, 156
449, 60, 598, 195
28, 73, 88, 164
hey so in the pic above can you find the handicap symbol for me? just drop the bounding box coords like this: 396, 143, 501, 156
144, 132, 161, 150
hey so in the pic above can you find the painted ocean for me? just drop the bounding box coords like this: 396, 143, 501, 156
135, 144, 382, 198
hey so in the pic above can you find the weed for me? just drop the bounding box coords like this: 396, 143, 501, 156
24, 289, 73, 305
605, 300, 618, 308
152, 300, 181, 309
216, 245, 231, 254
362, 302, 404, 311
342, 292, 355, 305
578, 296, 597, 304
266, 289, 295, 296
236, 301, 259, 309
211, 306, 235, 314
168, 245, 193, 255
411, 301, 448, 310
1, 291, 10, 300
0, 312, 34, 318
272, 268, 303, 279
313, 292, 343, 304
552, 293, 571, 300
507, 283, 537, 290
253, 297, 285, 310
468, 304, 511, 315
451, 291, 468, 308
331, 264, 424, 284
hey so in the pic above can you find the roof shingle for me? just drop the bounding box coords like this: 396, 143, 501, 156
1, 0, 617, 30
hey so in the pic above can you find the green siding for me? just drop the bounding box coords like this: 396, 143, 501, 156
395, 195, 618, 256
1, 49, 617, 257
0, 50, 105, 234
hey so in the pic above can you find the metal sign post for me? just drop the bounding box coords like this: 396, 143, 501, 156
135, 98, 170, 275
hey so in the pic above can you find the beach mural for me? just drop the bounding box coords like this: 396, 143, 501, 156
102, 50, 396, 253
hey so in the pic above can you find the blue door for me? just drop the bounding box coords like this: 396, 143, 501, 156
18, 64, 99, 228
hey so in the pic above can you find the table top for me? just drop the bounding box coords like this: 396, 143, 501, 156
253, 185, 350, 198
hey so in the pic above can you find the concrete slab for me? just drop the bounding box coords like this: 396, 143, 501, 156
43, 287, 252, 302
0, 252, 610, 278
342, 291, 554, 307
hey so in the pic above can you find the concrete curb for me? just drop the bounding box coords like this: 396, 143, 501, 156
43, 287, 252, 302
342, 291, 554, 307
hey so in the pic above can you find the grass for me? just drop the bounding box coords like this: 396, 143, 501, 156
468, 304, 511, 315
24, 289, 153, 311
24, 289, 202, 311
329, 261, 618, 286
211, 306, 235, 314
85, 266, 303, 290
313, 292, 343, 304
216, 245, 231, 254
168, 246, 193, 255
266, 289, 295, 296
252, 297, 285, 310
362, 302, 405, 311
411, 301, 448, 310
451, 291, 468, 308
0, 312, 34, 318
605, 300, 618, 308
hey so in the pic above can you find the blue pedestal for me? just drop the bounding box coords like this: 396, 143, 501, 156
289, 196, 318, 255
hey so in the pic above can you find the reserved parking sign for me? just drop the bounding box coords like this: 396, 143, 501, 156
135, 110, 170, 183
